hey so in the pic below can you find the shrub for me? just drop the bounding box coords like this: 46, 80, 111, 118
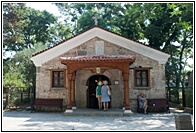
186, 88, 193, 108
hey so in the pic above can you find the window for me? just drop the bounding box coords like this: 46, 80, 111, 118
51, 70, 65, 88
134, 67, 151, 88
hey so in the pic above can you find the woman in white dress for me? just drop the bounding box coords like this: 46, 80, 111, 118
101, 80, 111, 111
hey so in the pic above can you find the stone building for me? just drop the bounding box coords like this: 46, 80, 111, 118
31, 26, 170, 113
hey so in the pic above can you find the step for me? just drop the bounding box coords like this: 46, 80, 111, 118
64, 108, 133, 116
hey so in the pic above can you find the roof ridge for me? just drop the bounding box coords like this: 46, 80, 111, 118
32, 25, 169, 57
94, 26, 169, 55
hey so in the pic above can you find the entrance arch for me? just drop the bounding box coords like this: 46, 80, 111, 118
86, 75, 111, 108
60, 55, 136, 111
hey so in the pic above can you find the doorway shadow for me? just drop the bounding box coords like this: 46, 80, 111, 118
86, 75, 111, 109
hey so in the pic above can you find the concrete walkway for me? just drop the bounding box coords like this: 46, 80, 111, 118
2, 108, 193, 131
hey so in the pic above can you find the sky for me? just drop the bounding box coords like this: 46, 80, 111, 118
25, 2, 61, 17
26, 2, 64, 22
25, 2, 72, 23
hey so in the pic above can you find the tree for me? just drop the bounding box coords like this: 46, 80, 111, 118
55, 3, 127, 35
55, 3, 193, 106
178, 29, 193, 106
48, 22, 73, 45
3, 3, 58, 52
3, 42, 48, 88
3, 67, 25, 87
3, 3, 30, 52
23, 7, 57, 48
3, 3, 73, 92
142, 3, 193, 105
3, 3, 193, 107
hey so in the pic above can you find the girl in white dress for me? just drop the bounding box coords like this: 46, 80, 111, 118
101, 80, 111, 111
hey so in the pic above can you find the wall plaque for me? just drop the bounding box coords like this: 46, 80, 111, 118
96, 67, 101, 74
95, 41, 104, 55
114, 80, 119, 85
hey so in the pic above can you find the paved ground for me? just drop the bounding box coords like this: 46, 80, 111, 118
2, 108, 193, 131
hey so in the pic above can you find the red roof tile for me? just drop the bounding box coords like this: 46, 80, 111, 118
60, 55, 136, 62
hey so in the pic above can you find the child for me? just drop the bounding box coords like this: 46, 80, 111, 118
96, 81, 102, 110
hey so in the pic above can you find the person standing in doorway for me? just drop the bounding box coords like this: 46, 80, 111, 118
101, 80, 111, 111
96, 81, 102, 110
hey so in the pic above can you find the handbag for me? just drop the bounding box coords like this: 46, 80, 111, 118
107, 86, 111, 96
108, 89, 111, 96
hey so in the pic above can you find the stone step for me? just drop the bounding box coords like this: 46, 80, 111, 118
64, 108, 133, 116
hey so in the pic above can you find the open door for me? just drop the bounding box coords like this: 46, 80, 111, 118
87, 75, 111, 109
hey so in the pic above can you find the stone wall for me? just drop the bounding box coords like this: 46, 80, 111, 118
36, 37, 166, 111
75, 69, 124, 108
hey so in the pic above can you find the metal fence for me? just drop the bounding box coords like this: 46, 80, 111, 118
166, 87, 193, 106
3, 86, 35, 109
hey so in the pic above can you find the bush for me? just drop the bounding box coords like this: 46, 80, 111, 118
186, 88, 193, 108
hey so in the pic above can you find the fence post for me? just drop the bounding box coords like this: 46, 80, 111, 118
28, 87, 30, 103
20, 88, 23, 104
5, 87, 11, 109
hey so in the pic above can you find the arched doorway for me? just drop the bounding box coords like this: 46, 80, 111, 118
61, 55, 135, 111
86, 75, 111, 109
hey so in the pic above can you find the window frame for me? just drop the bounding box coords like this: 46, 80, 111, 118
50, 69, 66, 88
134, 67, 151, 89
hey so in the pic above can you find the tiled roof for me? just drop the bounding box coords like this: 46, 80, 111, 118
60, 55, 136, 62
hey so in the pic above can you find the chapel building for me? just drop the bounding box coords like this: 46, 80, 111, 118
31, 26, 170, 113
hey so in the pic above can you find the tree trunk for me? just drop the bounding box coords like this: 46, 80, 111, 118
179, 35, 186, 106
182, 87, 186, 107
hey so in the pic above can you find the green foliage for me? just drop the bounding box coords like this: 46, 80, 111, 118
3, 3, 193, 107
3, 42, 47, 88
23, 8, 57, 48
3, 3, 58, 52
3, 67, 25, 87
116, 3, 145, 39
73, 3, 144, 40
48, 22, 73, 45
186, 88, 193, 108
3, 3, 59, 90
55, 2, 193, 106
3, 3, 30, 51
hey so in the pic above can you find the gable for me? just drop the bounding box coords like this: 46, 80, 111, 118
31, 26, 170, 66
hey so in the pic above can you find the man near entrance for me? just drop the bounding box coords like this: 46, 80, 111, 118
101, 80, 111, 111
96, 81, 102, 110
